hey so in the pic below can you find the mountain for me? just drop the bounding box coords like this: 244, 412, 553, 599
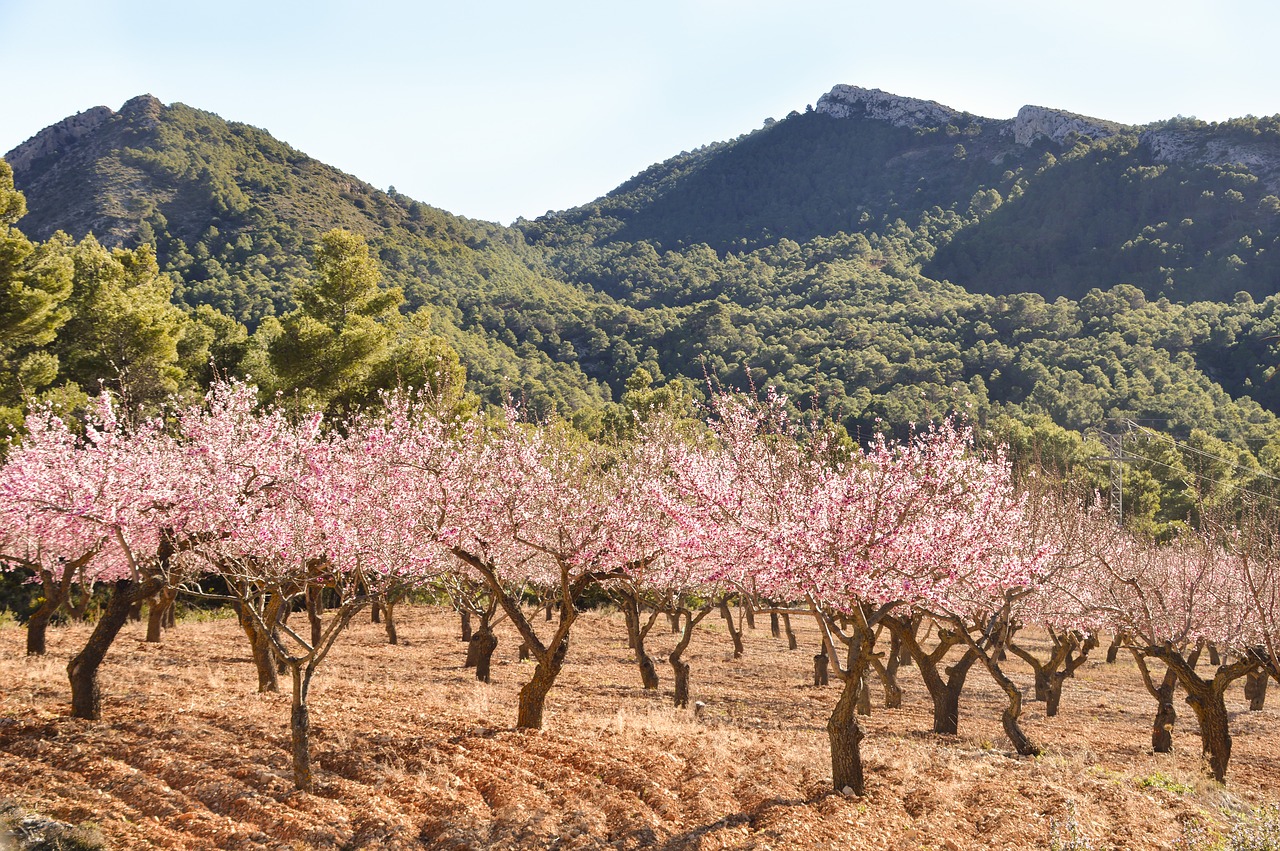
529, 85, 1280, 305
4, 95, 627, 412
9, 88, 1280, 528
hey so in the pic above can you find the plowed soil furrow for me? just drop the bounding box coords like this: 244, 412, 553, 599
1, 607, 1277, 849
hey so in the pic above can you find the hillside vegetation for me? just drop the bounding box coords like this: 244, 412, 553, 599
7, 90, 1280, 521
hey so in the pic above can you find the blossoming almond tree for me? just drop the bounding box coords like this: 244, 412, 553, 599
442, 412, 637, 731
0, 395, 186, 718
1069, 529, 1258, 782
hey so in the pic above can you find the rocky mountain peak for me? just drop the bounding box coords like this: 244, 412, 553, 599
815, 85, 963, 128
1012, 105, 1127, 146
5, 105, 114, 173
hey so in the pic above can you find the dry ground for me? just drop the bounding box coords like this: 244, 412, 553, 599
1, 605, 1277, 850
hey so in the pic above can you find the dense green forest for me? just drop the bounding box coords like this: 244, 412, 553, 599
7, 90, 1280, 532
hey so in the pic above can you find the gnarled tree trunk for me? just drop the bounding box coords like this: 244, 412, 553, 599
68, 577, 161, 720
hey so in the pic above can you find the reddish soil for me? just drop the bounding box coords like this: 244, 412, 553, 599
1, 606, 1277, 849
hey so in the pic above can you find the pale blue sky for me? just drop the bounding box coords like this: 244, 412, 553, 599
2, 0, 1277, 224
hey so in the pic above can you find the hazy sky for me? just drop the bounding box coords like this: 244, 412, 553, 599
2, 0, 1277, 224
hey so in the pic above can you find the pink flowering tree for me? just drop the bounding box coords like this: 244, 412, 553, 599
179, 383, 451, 790
442, 413, 635, 730
661, 391, 1040, 793
1065, 527, 1257, 782
0, 395, 187, 718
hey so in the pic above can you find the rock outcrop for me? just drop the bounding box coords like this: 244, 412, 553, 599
815, 85, 963, 129
5, 105, 113, 173
1012, 105, 1126, 147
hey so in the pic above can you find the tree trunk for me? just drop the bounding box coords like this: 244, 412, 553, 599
668, 608, 708, 709
1206, 643, 1221, 667
1152, 680, 1176, 753
620, 595, 659, 691
742, 599, 755, 630
1244, 669, 1268, 711
288, 664, 314, 792
870, 651, 902, 709
1045, 672, 1068, 717
827, 637, 874, 795
26, 600, 57, 656
1185, 685, 1232, 783
371, 601, 381, 624
783, 613, 797, 650
519, 642, 531, 662
472, 627, 498, 683
306, 583, 323, 649
719, 600, 743, 659
770, 611, 780, 639
856, 675, 872, 716
545, 601, 555, 622
144, 587, 178, 643
465, 619, 493, 667
668, 612, 680, 633
516, 640, 569, 729
1032, 668, 1050, 702
960, 624, 1041, 757
1106, 632, 1123, 664
460, 610, 472, 642
383, 601, 398, 645
814, 652, 830, 686
251, 626, 279, 693
68, 578, 157, 720
671, 660, 691, 708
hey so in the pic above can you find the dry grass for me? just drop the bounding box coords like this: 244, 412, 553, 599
0, 606, 1277, 849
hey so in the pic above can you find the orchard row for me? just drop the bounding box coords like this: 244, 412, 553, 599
2, 382, 1278, 793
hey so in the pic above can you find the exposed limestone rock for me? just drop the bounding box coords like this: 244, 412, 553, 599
1012, 105, 1126, 147
815, 85, 962, 129
5, 105, 113, 172
1142, 128, 1280, 190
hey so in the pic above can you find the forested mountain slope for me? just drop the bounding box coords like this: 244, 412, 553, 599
8, 89, 1280, 519
530, 86, 1280, 305
5, 95, 618, 411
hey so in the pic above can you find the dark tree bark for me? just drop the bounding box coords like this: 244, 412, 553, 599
1131, 648, 1185, 754
719, 599, 744, 659
887, 615, 975, 734
382, 601, 398, 645
1244, 667, 1268, 711
742, 597, 755, 631
1106, 632, 1124, 664
68, 577, 162, 719
26, 602, 56, 657
856, 674, 872, 716
306, 582, 323, 648
460, 610, 472, 642
371, 601, 381, 624
826, 630, 875, 794
770, 611, 780, 639
471, 627, 498, 683
1009, 630, 1097, 717
25, 550, 99, 656
1147, 646, 1255, 783
618, 588, 661, 689
813, 652, 830, 686
517, 639, 569, 729
668, 607, 711, 708
783, 612, 798, 650
966, 630, 1041, 756
870, 645, 903, 709
288, 664, 314, 792
144, 586, 180, 643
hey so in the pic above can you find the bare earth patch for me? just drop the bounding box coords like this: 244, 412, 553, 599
1, 607, 1277, 849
